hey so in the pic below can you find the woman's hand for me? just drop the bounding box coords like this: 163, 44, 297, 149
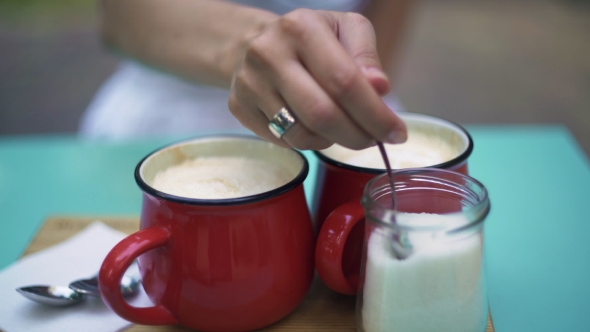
228, 9, 407, 150
99, 0, 409, 148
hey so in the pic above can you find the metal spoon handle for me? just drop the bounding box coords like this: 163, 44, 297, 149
376, 142, 412, 260
376, 142, 396, 210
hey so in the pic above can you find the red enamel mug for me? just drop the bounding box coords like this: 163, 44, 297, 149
312, 113, 474, 294
98, 136, 314, 331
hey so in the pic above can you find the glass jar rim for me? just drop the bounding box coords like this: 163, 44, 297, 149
361, 168, 490, 233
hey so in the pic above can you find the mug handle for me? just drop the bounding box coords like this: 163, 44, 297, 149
99, 227, 177, 325
315, 201, 365, 295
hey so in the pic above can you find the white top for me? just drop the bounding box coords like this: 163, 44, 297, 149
79, 0, 403, 140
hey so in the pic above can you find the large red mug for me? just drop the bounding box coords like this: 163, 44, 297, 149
98, 136, 314, 331
312, 113, 473, 294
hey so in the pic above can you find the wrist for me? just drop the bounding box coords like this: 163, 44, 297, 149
217, 9, 278, 88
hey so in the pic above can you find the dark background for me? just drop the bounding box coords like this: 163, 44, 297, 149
1, 0, 589, 156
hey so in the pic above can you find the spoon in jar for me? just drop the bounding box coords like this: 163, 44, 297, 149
376, 142, 412, 260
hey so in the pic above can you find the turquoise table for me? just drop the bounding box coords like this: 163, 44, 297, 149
1, 125, 589, 331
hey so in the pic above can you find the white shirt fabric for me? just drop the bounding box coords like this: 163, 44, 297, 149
79, 0, 403, 140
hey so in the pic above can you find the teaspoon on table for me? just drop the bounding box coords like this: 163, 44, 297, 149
16, 273, 141, 307
69, 273, 140, 297
16, 285, 86, 307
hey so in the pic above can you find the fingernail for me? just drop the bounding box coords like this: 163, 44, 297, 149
386, 130, 407, 144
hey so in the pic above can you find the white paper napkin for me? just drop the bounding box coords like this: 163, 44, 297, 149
0, 221, 154, 332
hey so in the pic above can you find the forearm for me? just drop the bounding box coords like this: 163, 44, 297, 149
99, 0, 277, 88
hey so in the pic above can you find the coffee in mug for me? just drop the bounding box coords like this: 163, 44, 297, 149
152, 156, 293, 199
99, 135, 314, 332
318, 121, 465, 170
312, 112, 473, 231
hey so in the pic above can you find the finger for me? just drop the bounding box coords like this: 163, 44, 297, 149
257, 92, 334, 151
228, 73, 291, 148
334, 12, 390, 96
362, 67, 390, 96
228, 93, 291, 149
230, 66, 331, 150
274, 61, 374, 150
232, 30, 335, 151
285, 10, 407, 144
281, 117, 334, 151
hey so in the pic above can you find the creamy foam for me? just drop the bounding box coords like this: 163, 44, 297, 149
151, 156, 293, 199
320, 125, 465, 169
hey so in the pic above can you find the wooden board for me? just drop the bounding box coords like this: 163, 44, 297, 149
23, 216, 495, 332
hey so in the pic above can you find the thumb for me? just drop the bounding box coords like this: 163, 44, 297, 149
361, 67, 390, 96
335, 12, 390, 96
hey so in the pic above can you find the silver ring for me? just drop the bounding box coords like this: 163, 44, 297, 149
268, 107, 296, 139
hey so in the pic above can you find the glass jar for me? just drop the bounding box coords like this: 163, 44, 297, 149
357, 168, 490, 332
